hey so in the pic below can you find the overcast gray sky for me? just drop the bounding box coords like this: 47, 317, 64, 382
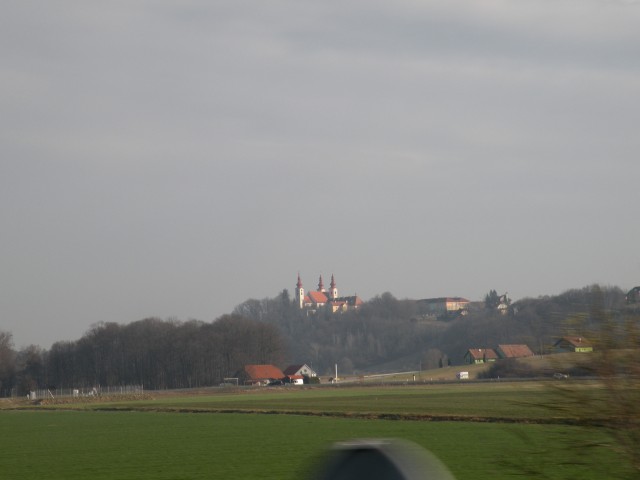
2, 0, 640, 348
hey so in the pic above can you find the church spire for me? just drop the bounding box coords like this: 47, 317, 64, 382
318, 274, 325, 292
330, 274, 338, 299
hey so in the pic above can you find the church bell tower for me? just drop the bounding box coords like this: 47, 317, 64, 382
295, 273, 305, 309
330, 274, 338, 299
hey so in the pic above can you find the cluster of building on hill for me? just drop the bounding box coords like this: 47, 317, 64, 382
417, 293, 511, 318
233, 364, 318, 386
294, 274, 518, 318
464, 336, 594, 365
295, 274, 363, 314
295, 274, 640, 318
294, 273, 477, 317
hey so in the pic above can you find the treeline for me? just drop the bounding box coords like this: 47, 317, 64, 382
0, 315, 285, 396
1, 284, 636, 396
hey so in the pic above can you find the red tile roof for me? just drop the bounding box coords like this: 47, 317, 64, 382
243, 364, 284, 381
497, 344, 534, 358
307, 291, 328, 303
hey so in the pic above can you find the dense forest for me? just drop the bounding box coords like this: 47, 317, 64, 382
1, 284, 638, 396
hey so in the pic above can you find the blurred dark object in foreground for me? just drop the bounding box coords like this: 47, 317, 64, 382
313, 439, 456, 480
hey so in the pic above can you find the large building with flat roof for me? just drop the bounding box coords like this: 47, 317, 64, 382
418, 297, 470, 316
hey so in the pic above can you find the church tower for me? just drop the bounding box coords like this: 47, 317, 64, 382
317, 274, 326, 293
295, 273, 305, 309
330, 274, 338, 299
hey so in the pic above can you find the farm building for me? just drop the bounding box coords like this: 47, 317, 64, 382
553, 336, 593, 353
236, 365, 285, 386
464, 348, 499, 364
417, 297, 470, 317
626, 286, 640, 304
496, 344, 535, 359
283, 364, 317, 378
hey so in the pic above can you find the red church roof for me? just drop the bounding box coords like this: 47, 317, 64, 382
307, 290, 328, 303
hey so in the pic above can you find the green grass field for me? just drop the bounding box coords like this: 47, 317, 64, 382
0, 381, 635, 479
59, 381, 604, 422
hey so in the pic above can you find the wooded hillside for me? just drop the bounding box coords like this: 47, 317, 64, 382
1, 284, 637, 395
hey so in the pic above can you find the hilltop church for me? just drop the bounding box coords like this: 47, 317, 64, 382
295, 274, 363, 314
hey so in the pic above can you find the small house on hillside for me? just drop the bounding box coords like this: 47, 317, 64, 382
554, 336, 593, 353
464, 348, 499, 365
496, 344, 534, 359
283, 364, 317, 378
236, 365, 285, 386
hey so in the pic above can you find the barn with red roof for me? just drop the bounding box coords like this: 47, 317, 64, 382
496, 344, 535, 359
237, 364, 285, 386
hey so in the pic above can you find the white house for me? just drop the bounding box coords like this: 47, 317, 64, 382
283, 364, 317, 378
